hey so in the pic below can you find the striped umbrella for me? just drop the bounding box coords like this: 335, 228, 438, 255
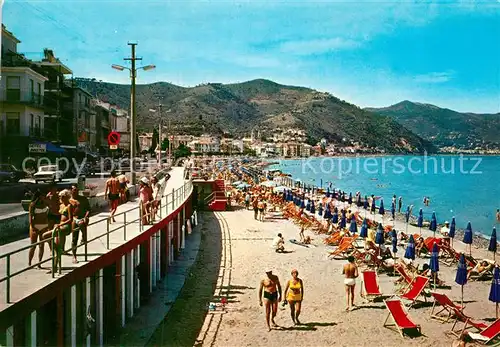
455, 253, 468, 307
449, 217, 456, 246
360, 219, 368, 238
417, 209, 424, 235
489, 227, 497, 262
429, 212, 437, 237
489, 266, 500, 318
463, 222, 473, 256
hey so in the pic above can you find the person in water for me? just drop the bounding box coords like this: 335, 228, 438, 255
259, 269, 282, 331
342, 255, 359, 311
283, 269, 304, 325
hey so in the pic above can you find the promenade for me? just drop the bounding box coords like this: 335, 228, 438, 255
0, 166, 188, 312
188, 206, 497, 347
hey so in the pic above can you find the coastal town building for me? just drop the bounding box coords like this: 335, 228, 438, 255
139, 132, 154, 152
188, 135, 220, 153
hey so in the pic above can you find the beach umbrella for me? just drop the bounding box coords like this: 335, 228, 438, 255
449, 217, 456, 241
300, 199, 306, 209
324, 207, 332, 220
371, 199, 376, 214
404, 235, 416, 261
429, 212, 437, 237
463, 222, 473, 256
392, 234, 398, 255
349, 216, 357, 235
363, 197, 369, 210
429, 243, 440, 289
405, 206, 411, 234
310, 201, 316, 215
348, 192, 352, 205
379, 199, 385, 216
375, 224, 384, 245
360, 219, 368, 238
489, 227, 497, 262
391, 202, 396, 221
282, 190, 287, 200
339, 215, 347, 229
331, 211, 339, 224
326, 188, 330, 198
455, 253, 468, 308
306, 200, 311, 212
318, 203, 323, 217
356, 194, 362, 207
489, 266, 500, 319
417, 209, 424, 235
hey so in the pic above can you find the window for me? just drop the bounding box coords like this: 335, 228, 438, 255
30, 79, 34, 96
6, 112, 20, 135
6, 76, 21, 101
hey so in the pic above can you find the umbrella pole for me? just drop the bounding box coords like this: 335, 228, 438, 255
419, 226, 422, 236
433, 272, 437, 290
497, 303, 499, 319
461, 285, 464, 309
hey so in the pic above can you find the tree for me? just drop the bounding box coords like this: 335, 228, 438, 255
174, 144, 191, 159
148, 128, 159, 153
161, 138, 169, 151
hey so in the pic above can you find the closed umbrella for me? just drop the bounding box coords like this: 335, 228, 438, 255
405, 206, 411, 234
429, 243, 440, 289
417, 209, 424, 235
489, 227, 497, 262
324, 206, 331, 220
310, 201, 316, 215
331, 211, 339, 224
489, 266, 500, 318
455, 253, 468, 308
300, 199, 306, 209
391, 202, 396, 221
392, 233, 398, 255
449, 217, 456, 246
371, 199, 376, 215
405, 235, 416, 261
363, 197, 369, 210
360, 219, 368, 239
348, 192, 352, 205
306, 200, 311, 212
463, 222, 473, 256
375, 224, 384, 245
339, 215, 347, 229
379, 199, 385, 217
429, 212, 437, 238
318, 203, 323, 217
326, 189, 330, 198
356, 194, 362, 207
349, 216, 357, 235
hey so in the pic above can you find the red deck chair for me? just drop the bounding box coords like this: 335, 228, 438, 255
448, 306, 489, 338
398, 275, 429, 308
383, 299, 422, 337
328, 236, 358, 259
430, 292, 464, 322
360, 270, 383, 302
467, 319, 500, 345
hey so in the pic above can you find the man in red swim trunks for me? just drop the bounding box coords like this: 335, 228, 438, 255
105, 170, 120, 223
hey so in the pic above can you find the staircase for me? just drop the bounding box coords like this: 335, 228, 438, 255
206, 179, 227, 211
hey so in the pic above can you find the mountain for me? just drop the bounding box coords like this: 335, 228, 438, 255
366, 101, 500, 149
75, 78, 435, 153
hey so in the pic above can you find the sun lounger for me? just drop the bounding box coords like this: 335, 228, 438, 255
448, 305, 491, 338
466, 319, 500, 345
383, 299, 422, 337
328, 236, 358, 259
398, 275, 429, 308
360, 270, 383, 302
430, 292, 464, 322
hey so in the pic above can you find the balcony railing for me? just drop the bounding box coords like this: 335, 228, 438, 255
1, 89, 45, 108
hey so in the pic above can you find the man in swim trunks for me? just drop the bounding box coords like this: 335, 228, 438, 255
259, 269, 282, 331
342, 255, 358, 311
70, 184, 90, 248
46, 185, 61, 229
105, 170, 121, 223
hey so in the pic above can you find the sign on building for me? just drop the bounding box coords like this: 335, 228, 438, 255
29, 143, 47, 153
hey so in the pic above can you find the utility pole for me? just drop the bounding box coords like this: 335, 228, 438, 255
124, 42, 141, 184
157, 102, 163, 166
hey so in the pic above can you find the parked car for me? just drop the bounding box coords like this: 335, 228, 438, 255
0, 164, 25, 184
33, 165, 64, 183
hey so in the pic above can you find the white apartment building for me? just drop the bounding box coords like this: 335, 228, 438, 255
188, 135, 220, 153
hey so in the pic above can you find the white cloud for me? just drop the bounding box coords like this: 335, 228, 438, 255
279, 38, 361, 55
414, 71, 455, 83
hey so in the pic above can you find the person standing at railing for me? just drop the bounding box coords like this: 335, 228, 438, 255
46, 185, 61, 231
105, 170, 121, 223
41, 189, 75, 267
28, 190, 49, 268
150, 176, 160, 222
118, 173, 129, 203
139, 177, 153, 225
70, 184, 90, 262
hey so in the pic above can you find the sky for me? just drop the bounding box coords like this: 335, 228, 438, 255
2, 0, 499, 113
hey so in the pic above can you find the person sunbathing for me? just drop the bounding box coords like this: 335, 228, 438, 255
468, 260, 494, 279
415, 237, 426, 257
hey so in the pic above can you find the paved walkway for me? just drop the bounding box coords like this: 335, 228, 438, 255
0, 167, 189, 311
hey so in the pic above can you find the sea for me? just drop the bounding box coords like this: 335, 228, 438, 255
268, 155, 500, 237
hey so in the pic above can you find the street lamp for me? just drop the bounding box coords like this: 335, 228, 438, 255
111, 43, 155, 184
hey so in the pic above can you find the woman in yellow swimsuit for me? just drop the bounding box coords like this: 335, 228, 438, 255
41, 189, 75, 267
284, 269, 304, 325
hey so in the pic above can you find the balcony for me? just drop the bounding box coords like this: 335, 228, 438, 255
0, 90, 45, 109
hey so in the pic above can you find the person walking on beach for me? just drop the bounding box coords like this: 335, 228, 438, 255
105, 171, 121, 223
284, 269, 304, 325
342, 255, 358, 311
398, 196, 403, 213
259, 269, 282, 331
252, 197, 259, 220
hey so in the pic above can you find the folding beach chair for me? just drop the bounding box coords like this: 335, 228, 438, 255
360, 270, 383, 302
467, 319, 500, 345
398, 275, 429, 308
383, 299, 422, 337
328, 236, 358, 259
430, 292, 464, 322
448, 306, 490, 338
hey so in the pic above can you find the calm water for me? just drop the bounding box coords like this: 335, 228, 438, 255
269, 155, 500, 237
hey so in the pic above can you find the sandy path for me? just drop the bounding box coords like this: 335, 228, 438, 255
195, 207, 496, 347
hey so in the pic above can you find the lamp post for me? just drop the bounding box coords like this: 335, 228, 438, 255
111, 42, 155, 184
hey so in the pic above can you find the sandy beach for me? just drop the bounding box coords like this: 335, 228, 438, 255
186, 204, 497, 347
